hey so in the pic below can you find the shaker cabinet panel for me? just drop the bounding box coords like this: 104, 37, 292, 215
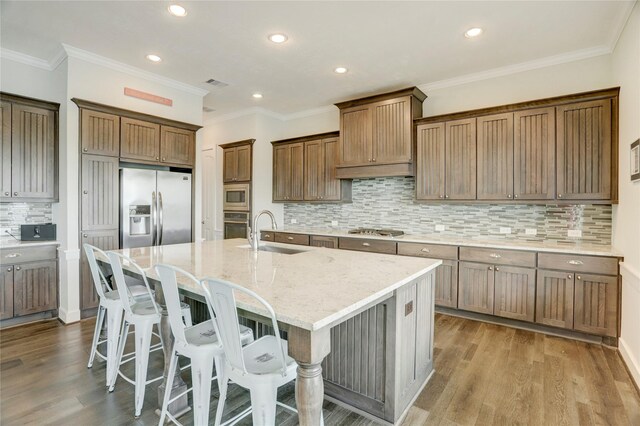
536, 269, 574, 329
120, 117, 160, 162
0, 101, 11, 200
477, 113, 514, 200
513, 107, 555, 200
556, 99, 611, 200
573, 273, 618, 337
13, 260, 57, 317
416, 123, 445, 200
11, 104, 56, 199
80, 109, 120, 156
81, 155, 119, 230
160, 126, 194, 166
458, 261, 493, 314
445, 118, 476, 200
371, 97, 412, 164
0, 267, 14, 320
493, 265, 536, 322
80, 229, 119, 311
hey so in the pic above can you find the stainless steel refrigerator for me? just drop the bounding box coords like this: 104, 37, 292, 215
120, 167, 192, 248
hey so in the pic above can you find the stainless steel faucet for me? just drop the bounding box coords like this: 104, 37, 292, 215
248, 210, 278, 251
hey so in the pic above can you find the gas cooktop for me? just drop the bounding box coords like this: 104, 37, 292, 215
348, 228, 405, 237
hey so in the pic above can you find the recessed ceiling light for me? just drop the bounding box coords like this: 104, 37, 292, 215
168, 4, 187, 17
464, 27, 483, 38
252, 93, 263, 99
334, 67, 348, 74
268, 33, 288, 43
146, 54, 162, 63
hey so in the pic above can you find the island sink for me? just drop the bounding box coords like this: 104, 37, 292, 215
236, 243, 306, 255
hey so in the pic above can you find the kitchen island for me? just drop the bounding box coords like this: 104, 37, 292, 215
110, 239, 440, 425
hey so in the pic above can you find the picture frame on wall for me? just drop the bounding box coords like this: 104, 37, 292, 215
632, 139, 640, 182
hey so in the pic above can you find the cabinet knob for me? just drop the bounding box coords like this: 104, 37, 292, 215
83, 148, 88, 152
162, 158, 166, 161
372, 158, 376, 162
568, 274, 573, 279
3, 192, 8, 196
488, 266, 493, 271
15, 266, 21, 271
577, 275, 582, 280
83, 190, 88, 195
156, 156, 159, 160
507, 194, 512, 198
83, 233, 88, 238
445, 195, 449, 199
439, 195, 443, 198
368, 159, 372, 162
514, 194, 519, 198
6, 268, 12, 272
558, 194, 563, 198
13, 192, 18, 196
495, 267, 500, 271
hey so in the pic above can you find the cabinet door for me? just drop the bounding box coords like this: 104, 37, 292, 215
477, 113, 514, 200
235, 145, 252, 182
514, 107, 555, 200
160, 126, 194, 166
120, 117, 160, 162
458, 261, 494, 314
1, 101, 12, 200
304, 139, 323, 201
273, 145, 290, 201
13, 260, 57, 316
0, 266, 14, 320
574, 274, 618, 337
339, 105, 371, 166
81, 155, 119, 230
223, 147, 238, 183
80, 109, 120, 156
289, 143, 305, 201
80, 229, 119, 311
371, 97, 412, 164
494, 265, 536, 322
434, 260, 458, 308
556, 99, 611, 200
416, 123, 445, 200
536, 270, 574, 329
11, 104, 56, 199
322, 137, 341, 201
445, 118, 476, 200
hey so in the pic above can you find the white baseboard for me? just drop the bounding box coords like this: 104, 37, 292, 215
619, 261, 640, 390
58, 307, 81, 324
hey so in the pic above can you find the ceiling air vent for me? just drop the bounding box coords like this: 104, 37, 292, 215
205, 79, 228, 88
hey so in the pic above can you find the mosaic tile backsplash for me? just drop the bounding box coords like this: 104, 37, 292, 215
283, 177, 612, 246
0, 203, 53, 239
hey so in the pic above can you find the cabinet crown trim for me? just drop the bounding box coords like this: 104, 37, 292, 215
271, 131, 339, 145
71, 98, 202, 131
0, 92, 60, 111
335, 87, 427, 109
219, 139, 255, 149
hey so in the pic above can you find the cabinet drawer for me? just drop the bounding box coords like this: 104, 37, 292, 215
260, 231, 275, 242
338, 238, 397, 255
538, 253, 618, 275
397, 242, 457, 260
310, 236, 338, 249
459, 247, 535, 267
1, 245, 57, 264
275, 232, 309, 246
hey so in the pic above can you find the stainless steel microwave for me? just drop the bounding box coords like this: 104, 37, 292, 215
223, 183, 250, 211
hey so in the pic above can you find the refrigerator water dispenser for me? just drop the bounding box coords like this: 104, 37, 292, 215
129, 205, 151, 235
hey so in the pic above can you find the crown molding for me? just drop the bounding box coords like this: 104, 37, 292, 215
283, 105, 337, 121
62, 44, 209, 97
204, 106, 285, 125
0, 48, 52, 70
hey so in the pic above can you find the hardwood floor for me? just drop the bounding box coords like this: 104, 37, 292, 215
1, 314, 638, 425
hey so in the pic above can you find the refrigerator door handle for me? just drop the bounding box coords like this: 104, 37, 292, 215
151, 191, 157, 246
158, 191, 164, 245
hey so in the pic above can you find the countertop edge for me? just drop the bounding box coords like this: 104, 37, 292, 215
0, 240, 61, 249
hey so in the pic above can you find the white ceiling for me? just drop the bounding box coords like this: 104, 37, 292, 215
0, 1, 635, 117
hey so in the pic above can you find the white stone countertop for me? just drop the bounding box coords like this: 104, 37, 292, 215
110, 239, 441, 332
262, 227, 622, 258
0, 237, 60, 249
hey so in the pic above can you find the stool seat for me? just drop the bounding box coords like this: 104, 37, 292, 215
184, 320, 253, 348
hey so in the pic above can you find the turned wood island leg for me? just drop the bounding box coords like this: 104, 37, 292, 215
288, 326, 331, 426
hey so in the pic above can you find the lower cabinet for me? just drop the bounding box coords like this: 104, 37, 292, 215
458, 261, 494, 314
310, 235, 338, 248
535, 270, 574, 329
573, 273, 618, 337
434, 260, 458, 308
493, 265, 536, 322
13, 260, 57, 316
80, 229, 119, 312
0, 267, 14, 320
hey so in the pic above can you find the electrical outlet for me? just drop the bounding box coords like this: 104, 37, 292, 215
525, 228, 537, 236
290, 219, 297, 224
435, 224, 445, 231
331, 220, 338, 227
568, 229, 582, 238
499, 227, 511, 234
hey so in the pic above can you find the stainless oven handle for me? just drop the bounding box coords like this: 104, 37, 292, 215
224, 221, 249, 224
158, 192, 164, 245
151, 191, 157, 246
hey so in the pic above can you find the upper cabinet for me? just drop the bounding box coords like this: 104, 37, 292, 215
221, 139, 254, 183
0, 93, 59, 202
81, 109, 120, 156
160, 126, 195, 166
120, 117, 161, 163
335, 87, 426, 179
414, 87, 619, 204
272, 132, 351, 203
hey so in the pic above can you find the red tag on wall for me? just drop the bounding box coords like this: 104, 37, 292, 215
124, 87, 173, 106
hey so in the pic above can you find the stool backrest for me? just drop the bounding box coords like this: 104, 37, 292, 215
83, 243, 114, 300
154, 264, 200, 345
200, 278, 288, 376
107, 251, 158, 316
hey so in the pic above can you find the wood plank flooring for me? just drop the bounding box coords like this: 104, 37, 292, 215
1, 314, 638, 425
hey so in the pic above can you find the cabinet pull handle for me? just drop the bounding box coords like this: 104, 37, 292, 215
577, 275, 582, 280
489, 253, 501, 258
568, 274, 573, 279
15, 266, 21, 271
421, 248, 430, 253
488, 266, 493, 271
6, 268, 12, 272
567, 260, 584, 265
362, 242, 371, 247
264, 234, 270, 238
287, 236, 294, 240
5, 253, 21, 258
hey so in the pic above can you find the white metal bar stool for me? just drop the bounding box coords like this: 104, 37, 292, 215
107, 252, 193, 417
200, 277, 301, 426
155, 264, 254, 426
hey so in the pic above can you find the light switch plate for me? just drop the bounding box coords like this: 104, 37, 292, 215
525, 228, 537, 236
568, 229, 582, 238
499, 227, 511, 234
290, 219, 297, 224
435, 224, 445, 231
331, 220, 338, 227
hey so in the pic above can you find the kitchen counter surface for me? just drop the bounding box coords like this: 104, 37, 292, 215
0, 238, 60, 249
110, 239, 441, 331
262, 227, 622, 257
